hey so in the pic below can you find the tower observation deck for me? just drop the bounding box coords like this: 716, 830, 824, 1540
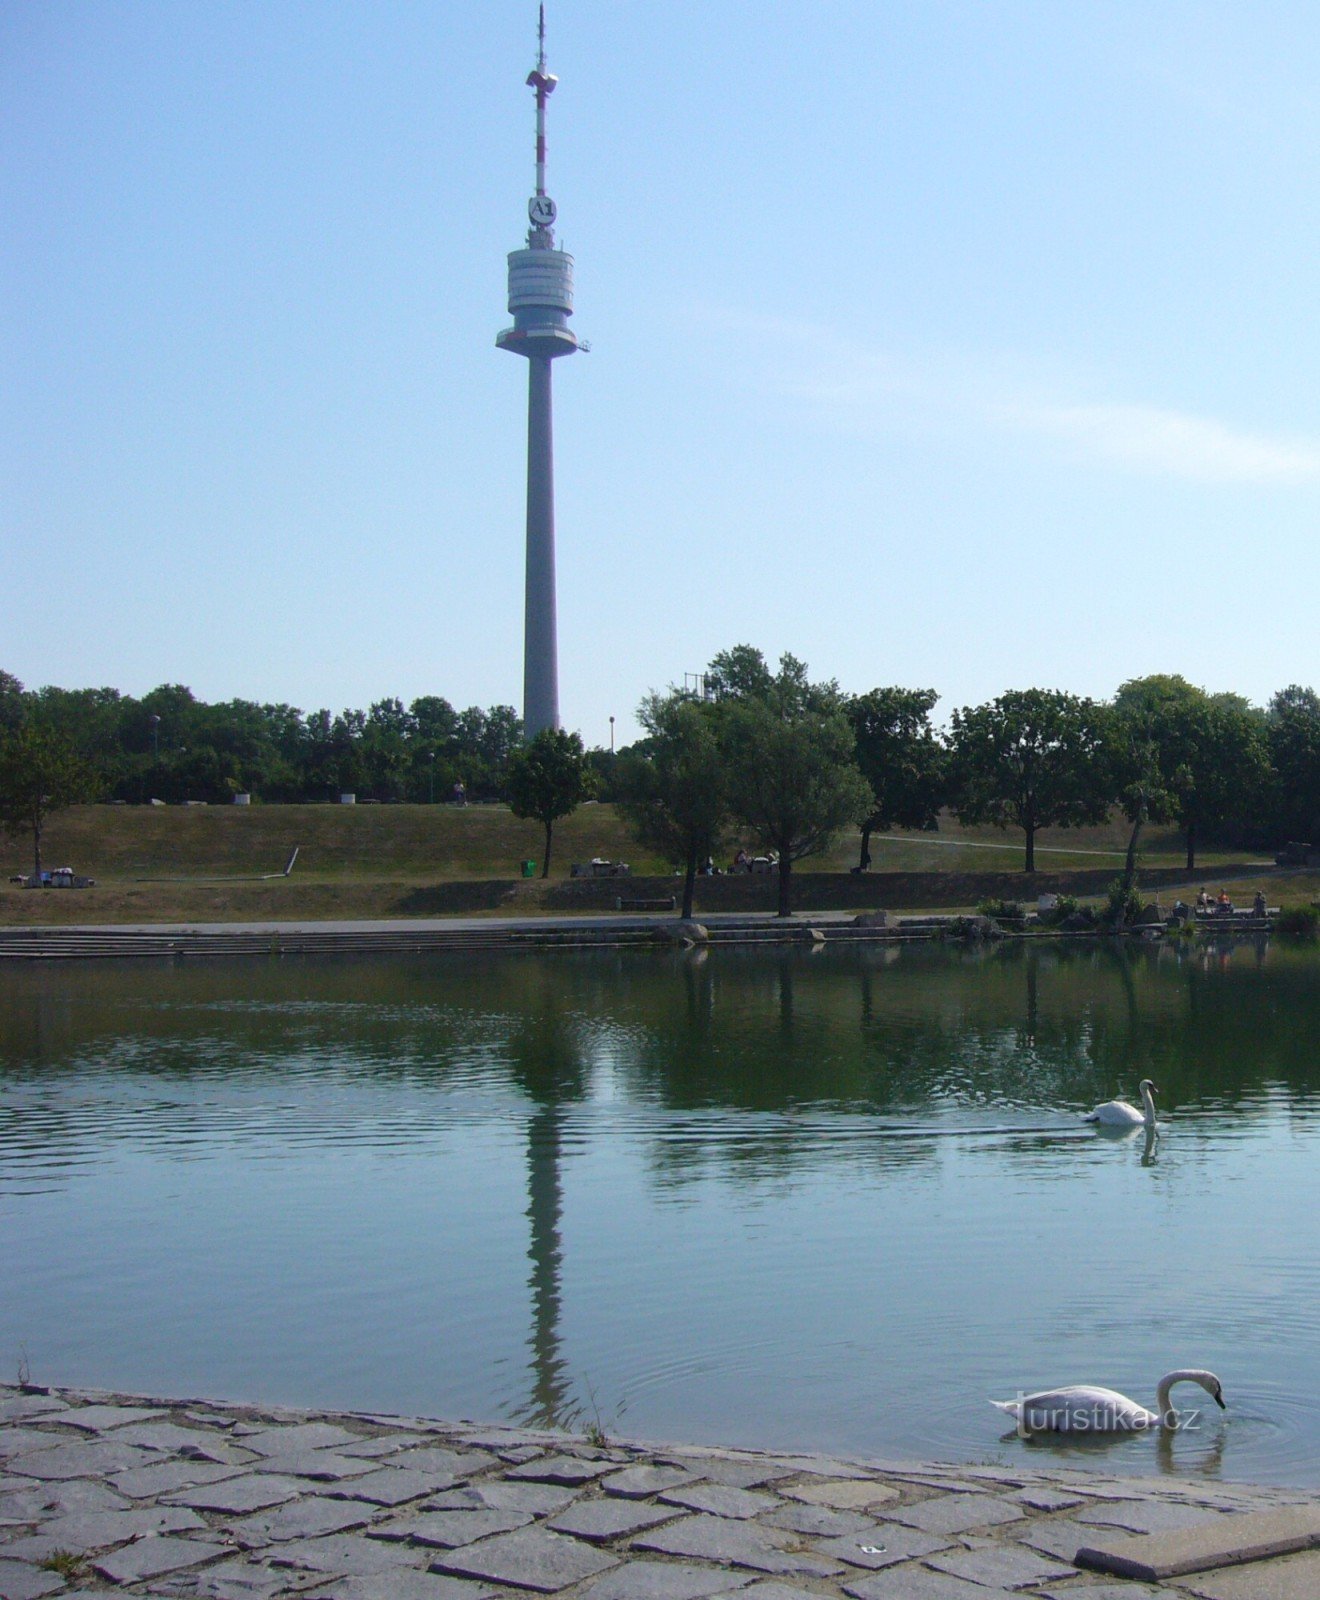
497, 5, 579, 740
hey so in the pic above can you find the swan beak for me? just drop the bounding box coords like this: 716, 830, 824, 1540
1214, 1391, 1227, 1409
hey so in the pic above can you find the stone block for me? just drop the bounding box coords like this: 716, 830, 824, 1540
1173, 1552, 1320, 1599
94, 1535, 230, 1584
925, 1541, 1078, 1588
546, 1499, 681, 1542
8, 1439, 159, 1479
0, 1478, 130, 1518
659, 1484, 777, 1520
368, 1508, 533, 1548
505, 1454, 617, 1486
602, 1465, 697, 1500
634, 1514, 844, 1577
249, 1450, 376, 1481
1076, 1499, 1224, 1535
840, 1568, 999, 1599
49, 1404, 166, 1433
241, 1423, 364, 1457
227, 1495, 378, 1547
304, 1576, 501, 1600
428, 1481, 579, 1515
329, 1467, 459, 1507
0, 1393, 69, 1424
812, 1523, 950, 1571
883, 1492, 1025, 1534
164, 1473, 307, 1513
782, 1478, 898, 1511
579, 1561, 753, 1600
0, 1560, 64, 1600
270, 1532, 428, 1575
1075, 1505, 1320, 1581
430, 1525, 620, 1592
108, 1460, 240, 1499
33, 1505, 206, 1551
760, 1502, 873, 1537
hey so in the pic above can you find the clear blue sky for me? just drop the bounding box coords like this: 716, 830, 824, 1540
5, 1, 1319, 746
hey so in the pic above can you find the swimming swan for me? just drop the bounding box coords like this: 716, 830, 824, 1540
991, 1369, 1226, 1432
1085, 1079, 1157, 1127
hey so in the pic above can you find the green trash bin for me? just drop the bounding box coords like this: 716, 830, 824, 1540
521, 859, 537, 878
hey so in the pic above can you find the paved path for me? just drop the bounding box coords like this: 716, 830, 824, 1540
3, 1386, 1320, 1599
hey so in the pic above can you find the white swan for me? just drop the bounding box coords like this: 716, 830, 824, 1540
1085, 1078, 1157, 1127
991, 1369, 1225, 1433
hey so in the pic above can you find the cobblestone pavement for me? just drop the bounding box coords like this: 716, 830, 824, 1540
3, 1386, 1319, 1600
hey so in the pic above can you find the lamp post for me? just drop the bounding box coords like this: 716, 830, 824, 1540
428, 750, 436, 805
609, 716, 615, 753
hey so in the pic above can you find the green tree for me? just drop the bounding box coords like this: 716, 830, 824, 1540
716, 648, 874, 917
847, 687, 947, 871
507, 728, 594, 878
0, 670, 25, 733
1111, 675, 1270, 870
1268, 685, 1320, 846
949, 688, 1109, 872
616, 691, 728, 919
0, 724, 98, 879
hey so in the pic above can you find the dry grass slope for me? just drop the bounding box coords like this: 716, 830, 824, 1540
0, 802, 1281, 926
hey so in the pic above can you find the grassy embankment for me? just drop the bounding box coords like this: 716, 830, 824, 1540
0, 802, 1299, 926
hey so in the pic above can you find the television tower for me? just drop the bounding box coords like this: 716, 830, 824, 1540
497, 5, 579, 740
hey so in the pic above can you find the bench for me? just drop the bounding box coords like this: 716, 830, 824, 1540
616, 896, 676, 912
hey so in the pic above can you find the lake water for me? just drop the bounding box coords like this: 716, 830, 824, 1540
3, 937, 1319, 1485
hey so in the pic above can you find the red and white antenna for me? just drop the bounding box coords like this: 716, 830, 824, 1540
526, 4, 558, 210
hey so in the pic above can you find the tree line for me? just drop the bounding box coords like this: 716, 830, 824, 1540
0, 671, 523, 805
4, 654, 1320, 897
514, 649, 1320, 918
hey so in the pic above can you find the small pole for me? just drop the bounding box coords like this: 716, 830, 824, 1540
428, 749, 436, 804
609, 715, 615, 753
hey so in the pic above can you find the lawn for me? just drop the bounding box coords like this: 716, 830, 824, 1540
0, 802, 1285, 926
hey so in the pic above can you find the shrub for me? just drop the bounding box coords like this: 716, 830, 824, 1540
1104, 877, 1143, 928
1276, 904, 1319, 939
977, 897, 1024, 922
1039, 893, 1085, 926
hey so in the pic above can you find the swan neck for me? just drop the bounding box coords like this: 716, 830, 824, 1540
1141, 1082, 1157, 1124
1155, 1369, 1215, 1425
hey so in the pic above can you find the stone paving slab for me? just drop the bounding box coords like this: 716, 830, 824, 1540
1076, 1504, 1320, 1580
94, 1534, 231, 1583
367, 1506, 534, 1547
780, 1479, 898, 1511
4, 1383, 1320, 1600
304, 1576, 502, 1600
0, 1559, 64, 1600
327, 1468, 472, 1507
226, 1494, 379, 1546
579, 1561, 753, 1600
431, 1524, 620, 1591
48, 1405, 166, 1434
811, 1522, 952, 1571
430, 1482, 580, 1516
882, 1491, 1026, 1534
633, 1514, 845, 1578
924, 1539, 1078, 1588
545, 1500, 681, 1543
658, 1487, 775, 1521
1174, 1548, 1320, 1598
840, 1568, 997, 1599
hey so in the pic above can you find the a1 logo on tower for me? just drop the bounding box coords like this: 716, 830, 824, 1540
528, 194, 557, 228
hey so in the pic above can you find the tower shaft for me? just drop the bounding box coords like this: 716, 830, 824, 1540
523, 355, 559, 738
